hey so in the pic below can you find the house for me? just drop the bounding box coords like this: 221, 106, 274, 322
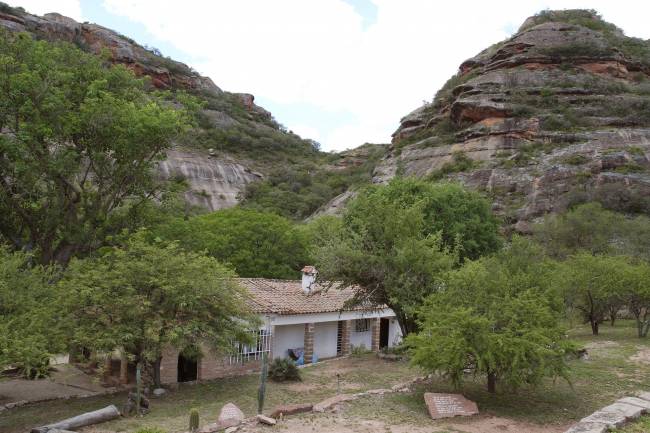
159, 266, 402, 384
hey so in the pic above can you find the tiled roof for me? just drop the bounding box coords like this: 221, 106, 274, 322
236, 278, 376, 315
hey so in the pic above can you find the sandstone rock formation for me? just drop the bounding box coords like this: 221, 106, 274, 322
0, 6, 285, 211
381, 10, 650, 229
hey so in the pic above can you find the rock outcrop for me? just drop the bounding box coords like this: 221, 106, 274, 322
0, 6, 291, 210
382, 10, 650, 228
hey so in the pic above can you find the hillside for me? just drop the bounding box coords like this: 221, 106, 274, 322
379, 9, 650, 231
0, 3, 384, 215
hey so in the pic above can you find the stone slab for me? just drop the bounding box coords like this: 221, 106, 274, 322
563, 422, 608, 433
618, 396, 650, 411
423, 393, 479, 420
257, 414, 276, 425
313, 394, 356, 412
581, 410, 627, 428
637, 391, 650, 402
600, 402, 643, 419
269, 403, 313, 419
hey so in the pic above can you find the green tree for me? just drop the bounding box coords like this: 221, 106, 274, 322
358, 178, 501, 260
621, 261, 650, 337
313, 179, 462, 335
559, 253, 629, 335
152, 208, 309, 279
0, 246, 64, 378
534, 203, 650, 260
407, 237, 574, 393
59, 231, 256, 387
0, 32, 190, 264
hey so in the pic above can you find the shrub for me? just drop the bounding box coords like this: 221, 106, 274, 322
268, 358, 301, 382
351, 344, 371, 356
563, 154, 589, 165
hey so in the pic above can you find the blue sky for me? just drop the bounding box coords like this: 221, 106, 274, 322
12, 1, 650, 151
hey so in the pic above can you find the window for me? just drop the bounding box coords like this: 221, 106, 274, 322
229, 329, 272, 364
355, 319, 369, 333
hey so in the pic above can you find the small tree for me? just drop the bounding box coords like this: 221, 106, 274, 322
0, 247, 65, 377
407, 237, 574, 393
59, 230, 257, 387
559, 253, 628, 335
622, 261, 650, 338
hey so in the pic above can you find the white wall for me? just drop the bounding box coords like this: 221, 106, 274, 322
388, 318, 403, 347
350, 320, 372, 349
272, 324, 304, 360
313, 321, 339, 359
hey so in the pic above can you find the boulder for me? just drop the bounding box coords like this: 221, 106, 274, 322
217, 403, 245, 429
580, 410, 627, 429
618, 396, 650, 411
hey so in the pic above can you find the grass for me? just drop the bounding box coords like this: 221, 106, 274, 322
341, 320, 650, 428
613, 415, 650, 433
0, 355, 418, 433
3, 321, 649, 432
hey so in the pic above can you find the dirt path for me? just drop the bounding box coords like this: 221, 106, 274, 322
0, 365, 107, 405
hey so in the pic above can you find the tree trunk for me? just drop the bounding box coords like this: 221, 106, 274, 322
590, 320, 599, 336
31, 405, 120, 433
487, 372, 496, 394
153, 357, 162, 388
610, 312, 616, 327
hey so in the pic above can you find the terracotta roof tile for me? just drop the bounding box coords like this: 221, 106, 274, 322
236, 278, 377, 315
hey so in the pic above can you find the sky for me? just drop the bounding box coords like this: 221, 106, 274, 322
10, 0, 650, 151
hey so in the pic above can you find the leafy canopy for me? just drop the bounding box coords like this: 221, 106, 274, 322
59, 231, 256, 370
312, 178, 500, 334
151, 208, 310, 279
407, 237, 575, 393
0, 31, 191, 264
0, 247, 64, 378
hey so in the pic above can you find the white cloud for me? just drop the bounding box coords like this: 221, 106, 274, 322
12, 0, 83, 21
68, 1, 650, 149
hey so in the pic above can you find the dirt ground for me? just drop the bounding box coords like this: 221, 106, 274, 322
0, 364, 107, 404
238, 410, 569, 433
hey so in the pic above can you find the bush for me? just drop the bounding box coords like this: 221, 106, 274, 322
268, 358, 301, 382
351, 344, 371, 356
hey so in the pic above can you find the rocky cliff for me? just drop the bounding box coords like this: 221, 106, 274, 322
381, 10, 650, 231
0, 4, 303, 210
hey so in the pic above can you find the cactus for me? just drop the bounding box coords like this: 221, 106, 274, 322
189, 408, 199, 432
257, 352, 268, 414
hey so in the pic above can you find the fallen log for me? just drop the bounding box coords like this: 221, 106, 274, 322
31, 404, 120, 433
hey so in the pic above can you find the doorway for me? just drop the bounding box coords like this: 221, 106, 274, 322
177, 353, 198, 382
379, 318, 390, 349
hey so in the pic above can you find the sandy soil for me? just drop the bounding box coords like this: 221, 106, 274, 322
630, 347, 650, 365
239, 413, 569, 433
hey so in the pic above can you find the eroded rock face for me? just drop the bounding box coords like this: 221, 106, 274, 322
382, 10, 650, 229
158, 150, 262, 211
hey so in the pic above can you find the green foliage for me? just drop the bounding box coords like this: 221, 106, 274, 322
151, 208, 309, 279
59, 230, 257, 380
563, 154, 589, 165
189, 408, 199, 432
313, 178, 501, 334
407, 237, 575, 393
428, 151, 479, 180
351, 344, 371, 356
0, 31, 191, 265
241, 144, 385, 220
0, 247, 64, 378
557, 253, 634, 335
268, 357, 301, 382
534, 202, 650, 259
